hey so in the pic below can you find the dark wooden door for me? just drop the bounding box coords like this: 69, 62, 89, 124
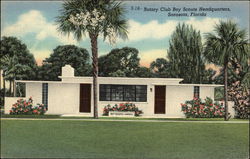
79, 84, 91, 113
154, 86, 166, 114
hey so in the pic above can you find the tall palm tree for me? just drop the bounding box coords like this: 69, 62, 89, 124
204, 20, 248, 121
56, 0, 128, 118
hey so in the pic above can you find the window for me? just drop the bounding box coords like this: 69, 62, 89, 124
194, 86, 200, 98
42, 83, 48, 109
100, 84, 147, 102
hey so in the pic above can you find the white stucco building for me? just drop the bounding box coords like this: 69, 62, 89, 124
5, 65, 229, 117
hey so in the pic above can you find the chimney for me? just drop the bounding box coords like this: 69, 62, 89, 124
61, 65, 74, 77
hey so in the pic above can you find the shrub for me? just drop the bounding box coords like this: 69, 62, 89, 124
181, 97, 226, 118
103, 103, 143, 116
228, 81, 250, 119
9, 97, 47, 115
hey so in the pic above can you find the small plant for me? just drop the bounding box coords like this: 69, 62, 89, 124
103, 103, 143, 116
32, 104, 47, 115
9, 97, 47, 115
181, 97, 226, 118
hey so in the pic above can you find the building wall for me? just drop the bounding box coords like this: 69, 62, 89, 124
47, 83, 80, 114
26, 83, 81, 115
4, 82, 225, 118
200, 86, 214, 100
165, 86, 193, 117
4, 97, 22, 114
26, 83, 42, 105
97, 85, 215, 117
4, 83, 43, 114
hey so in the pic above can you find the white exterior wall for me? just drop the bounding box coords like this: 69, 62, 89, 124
26, 83, 42, 105
4, 97, 22, 114
165, 86, 193, 118
200, 86, 214, 100
47, 83, 80, 114
164, 86, 215, 118
4, 82, 43, 114
98, 85, 216, 117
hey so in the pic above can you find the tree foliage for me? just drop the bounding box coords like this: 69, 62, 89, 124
204, 20, 248, 66
0, 36, 37, 80
228, 81, 249, 119
150, 58, 171, 78
38, 45, 91, 81
201, 69, 217, 84
0, 36, 37, 97
135, 67, 154, 78
56, 0, 128, 42
167, 23, 206, 83
99, 47, 140, 77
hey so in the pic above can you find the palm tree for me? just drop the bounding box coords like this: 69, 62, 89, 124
56, 0, 128, 118
204, 20, 249, 121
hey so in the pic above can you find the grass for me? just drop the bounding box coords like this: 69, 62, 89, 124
1, 114, 61, 118
99, 117, 248, 121
1, 119, 249, 159
1, 114, 248, 121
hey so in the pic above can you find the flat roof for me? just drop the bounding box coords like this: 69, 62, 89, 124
15, 80, 62, 83
15, 79, 223, 87
58, 76, 184, 81
169, 84, 223, 87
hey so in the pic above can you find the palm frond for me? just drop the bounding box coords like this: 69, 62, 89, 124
204, 20, 249, 66
103, 1, 128, 40
56, 0, 128, 43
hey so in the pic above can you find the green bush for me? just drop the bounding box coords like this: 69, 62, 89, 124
9, 97, 47, 115
103, 103, 143, 116
181, 97, 226, 118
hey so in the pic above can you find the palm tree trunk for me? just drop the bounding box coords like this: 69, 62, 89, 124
224, 60, 229, 121
90, 33, 98, 119
3, 72, 6, 107
0, 70, 2, 90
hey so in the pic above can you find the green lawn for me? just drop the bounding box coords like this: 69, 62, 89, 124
1, 114, 248, 121
1, 119, 249, 159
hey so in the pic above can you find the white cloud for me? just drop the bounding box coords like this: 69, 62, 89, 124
126, 17, 221, 42
139, 49, 166, 67
2, 10, 80, 44
127, 19, 178, 42
2, 10, 222, 45
185, 17, 220, 34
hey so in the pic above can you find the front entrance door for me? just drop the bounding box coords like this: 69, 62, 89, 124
154, 86, 166, 114
79, 84, 91, 113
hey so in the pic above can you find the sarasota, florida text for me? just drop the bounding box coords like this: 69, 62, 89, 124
130, 6, 231, 17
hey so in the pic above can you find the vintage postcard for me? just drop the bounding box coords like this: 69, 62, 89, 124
1, 1, 249, 159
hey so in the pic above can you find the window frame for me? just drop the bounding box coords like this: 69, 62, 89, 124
42, 83, 48, 110
194, 86, 200, 98
99, 84, 147, 102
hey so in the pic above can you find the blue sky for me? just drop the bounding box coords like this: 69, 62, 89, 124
1, 1, 249, 67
